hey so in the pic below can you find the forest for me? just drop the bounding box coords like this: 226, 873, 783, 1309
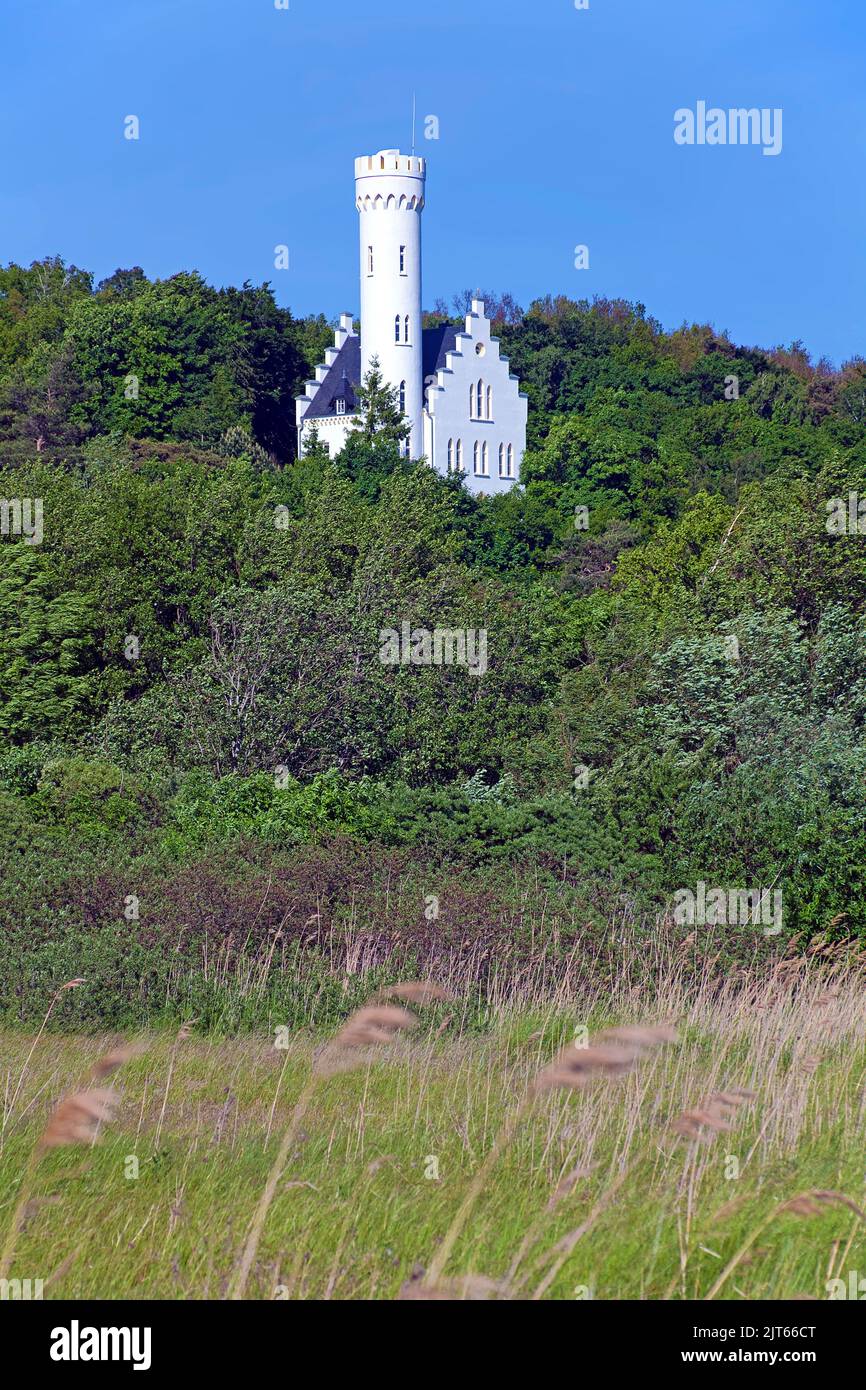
2, 255, 866, 1029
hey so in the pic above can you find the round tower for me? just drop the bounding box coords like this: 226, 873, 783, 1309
355, 150, 426, 458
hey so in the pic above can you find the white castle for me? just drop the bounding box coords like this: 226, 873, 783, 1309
295, 150, 527, 495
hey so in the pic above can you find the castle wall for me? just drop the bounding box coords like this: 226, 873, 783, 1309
423, 301, 527, 495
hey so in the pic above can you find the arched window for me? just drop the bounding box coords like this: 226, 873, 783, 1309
470, 384, 475, 418
404, 315, 410, 343
399, 380, 406, 413
486, 385, 493, 419
473, 441, 481, 474
482, 442, 489, 476
477, 380, 484, 418
498, 443, 505, 476
456, 439, 463, 472
368, 246, 374, 275
447, 438, 454, 472
507, 444, 514, 477
395, 314, 401, 343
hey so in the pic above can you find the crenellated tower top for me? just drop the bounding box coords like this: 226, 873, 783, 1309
354, 150, 426, 178
355, 150, 426, 212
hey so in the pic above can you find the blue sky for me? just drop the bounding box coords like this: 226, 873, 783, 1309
1, 0, 863, 363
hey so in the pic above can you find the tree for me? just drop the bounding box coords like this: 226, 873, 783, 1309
348, 357, 409, 449
0, 546, 101, 742
6, 342, 89, 450
96, 267, 148, 299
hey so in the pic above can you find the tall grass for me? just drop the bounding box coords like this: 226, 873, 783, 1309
1, 946, 864, 1300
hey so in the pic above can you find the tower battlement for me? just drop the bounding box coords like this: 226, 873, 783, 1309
354, 150, 426, 179
355, 150, 426, 212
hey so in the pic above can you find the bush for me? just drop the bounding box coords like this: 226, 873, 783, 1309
31, 756, 161, 844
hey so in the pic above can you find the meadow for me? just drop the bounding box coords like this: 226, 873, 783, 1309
2, 937, 864, 1302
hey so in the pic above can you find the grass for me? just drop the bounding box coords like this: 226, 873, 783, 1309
1, 950, 865, 1301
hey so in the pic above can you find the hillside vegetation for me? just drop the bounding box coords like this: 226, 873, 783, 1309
2, 261, 866, 1026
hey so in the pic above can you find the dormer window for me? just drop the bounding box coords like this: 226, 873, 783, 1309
335, 397, 346, 416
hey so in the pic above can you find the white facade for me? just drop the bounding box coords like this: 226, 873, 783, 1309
423, 300, 527, 498
296, 149, 527, 495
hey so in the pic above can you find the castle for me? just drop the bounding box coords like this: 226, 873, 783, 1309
295, 150, 527, 495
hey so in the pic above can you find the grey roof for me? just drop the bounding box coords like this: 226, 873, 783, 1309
422, 324, 459, 381
302, 336, 362, 420
301, 325, 461, 421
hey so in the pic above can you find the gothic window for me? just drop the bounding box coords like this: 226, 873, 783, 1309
404, 315, 410, 343
368, 246, 374, 274
482, 441, 489, 475
399, 380, 406, 413
507, 444, 515, 477
476, 380, 484, 418
473, 441, 480, 474
399, 245, 406, 272
395, 315, 401, 343
498, 443, 505, 476
447, 438, 454, 472
469, 385, 475, 418
456, 439, 463, 471
487, 385, 493, 418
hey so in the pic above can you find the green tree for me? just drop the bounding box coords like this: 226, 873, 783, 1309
347, 357, 409, 449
